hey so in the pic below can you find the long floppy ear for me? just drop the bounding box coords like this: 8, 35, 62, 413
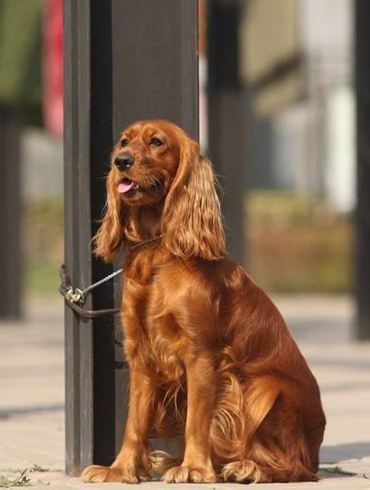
161, 137, 226, 261
93, 171, 127, 262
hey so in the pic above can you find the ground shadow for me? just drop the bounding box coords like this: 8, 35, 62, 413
0, 403, 64, 419
321, 442, 370, 463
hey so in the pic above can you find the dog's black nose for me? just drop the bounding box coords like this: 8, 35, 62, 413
115, 154, 135, 170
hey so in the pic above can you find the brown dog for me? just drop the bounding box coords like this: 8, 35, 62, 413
82, 119, 325, 484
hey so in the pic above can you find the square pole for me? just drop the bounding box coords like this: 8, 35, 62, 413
207, 0, 247, 264
355, 0, 370, 340
0, 107, 22, 318
64, 0, 198, 475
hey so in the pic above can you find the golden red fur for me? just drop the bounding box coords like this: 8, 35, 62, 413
82, 119, 326, 484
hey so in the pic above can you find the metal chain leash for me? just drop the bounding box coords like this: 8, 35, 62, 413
66, 267, 124, 305
59, 234, 163, 318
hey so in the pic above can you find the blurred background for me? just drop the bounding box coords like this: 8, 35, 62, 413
1, 0, 370, 484
202, 0, 354, 294
0, 0, 63, 307
0, 0, 355, 309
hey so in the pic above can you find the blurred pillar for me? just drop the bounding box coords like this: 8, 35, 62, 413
355, 0, 370, 340
207, 0, 247, 264
0, 106, 22, 318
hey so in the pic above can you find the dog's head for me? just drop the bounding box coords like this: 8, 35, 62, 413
94, 119, 226, 262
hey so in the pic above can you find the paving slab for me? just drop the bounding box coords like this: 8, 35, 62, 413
0, 295, 369, 489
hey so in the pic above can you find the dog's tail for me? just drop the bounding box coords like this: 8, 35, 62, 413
210, 373, 281, 460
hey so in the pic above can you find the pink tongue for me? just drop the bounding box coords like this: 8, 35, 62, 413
118, 179, 135, 193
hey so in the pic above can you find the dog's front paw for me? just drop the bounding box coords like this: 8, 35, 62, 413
81, 464, 145, 484
163, 465, 217, 483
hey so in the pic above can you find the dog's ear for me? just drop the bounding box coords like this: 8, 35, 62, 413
93, 170, 127, 262
161, 137, 226, 261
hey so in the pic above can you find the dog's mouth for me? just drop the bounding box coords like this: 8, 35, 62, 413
117, 178, 140, 194
117, 177, 163, 196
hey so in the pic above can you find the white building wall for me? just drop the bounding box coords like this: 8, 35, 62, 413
271, 0, 355, 212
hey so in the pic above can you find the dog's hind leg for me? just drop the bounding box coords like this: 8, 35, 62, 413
221, 378, 319, 483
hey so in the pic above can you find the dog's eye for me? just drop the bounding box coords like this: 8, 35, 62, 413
149, 137, 163, 147
121, 138, 129, 147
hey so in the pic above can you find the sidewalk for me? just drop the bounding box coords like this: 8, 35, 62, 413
0, 295, 369, 489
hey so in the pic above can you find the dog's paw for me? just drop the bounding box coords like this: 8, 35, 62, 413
221, 460, 259, 483
81, 464, 144, 483
163, 465, 217, 483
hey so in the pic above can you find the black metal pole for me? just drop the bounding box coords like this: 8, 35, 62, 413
207, 0, 247, 264
64, 0, 198, 475
64, 0, 116, 475
110, 0, 199, 450
0, 106, 22, 319
355, 0, 370, 340
111, 0, 198, 138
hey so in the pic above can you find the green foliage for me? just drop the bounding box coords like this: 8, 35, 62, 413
0, 0, 43, 109
23, 199, 63, 297
322, 465, 355, 476
23, 193, 353, 296
25, 261, 60, 296
247, 190, 312, 225
0, 465, 49, 488
0, 469, 31, 488
29, 465, 48, 473
246, 191, 352, 293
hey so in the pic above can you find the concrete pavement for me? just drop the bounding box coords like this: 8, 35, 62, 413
0, 295, 369, 488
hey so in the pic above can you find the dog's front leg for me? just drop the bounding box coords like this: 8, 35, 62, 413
82, 366, 154, 483
164, 354, 217, 483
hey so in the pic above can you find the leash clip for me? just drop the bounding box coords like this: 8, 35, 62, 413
59, 264, 121, 318
65, 287, 84, 304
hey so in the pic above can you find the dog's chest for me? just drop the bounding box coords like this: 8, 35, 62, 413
145, 289, 186, 380
124, 255, 186, 380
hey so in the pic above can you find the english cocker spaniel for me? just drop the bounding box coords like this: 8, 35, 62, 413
82, 119, 325, 484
